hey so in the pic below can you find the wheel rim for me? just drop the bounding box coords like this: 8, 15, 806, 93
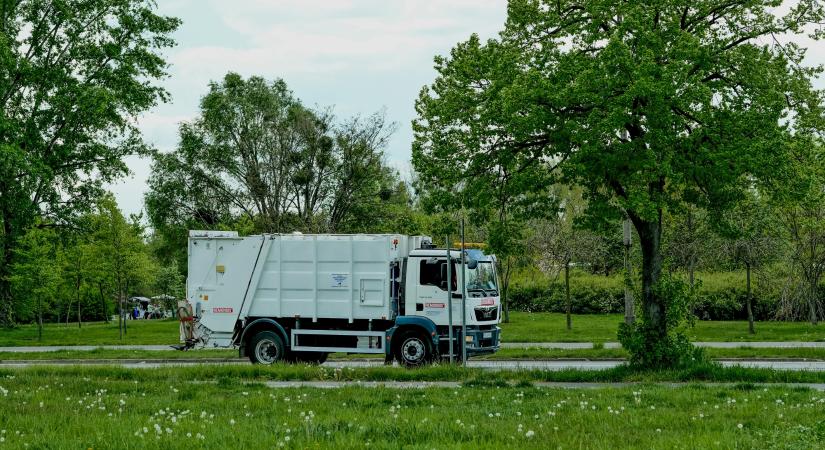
254, 339, 279, 364
401, 337, 425, 364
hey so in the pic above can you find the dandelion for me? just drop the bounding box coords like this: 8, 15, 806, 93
525, 430, 535, 438
737, 424, 743, 429
656, 429, 661, 433
230, 419, 236, 425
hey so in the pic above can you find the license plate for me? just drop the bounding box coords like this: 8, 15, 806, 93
483, 332, 492, 339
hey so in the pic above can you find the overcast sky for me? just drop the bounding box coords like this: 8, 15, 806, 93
108, 0, 509, 216
109, 1, 824, 217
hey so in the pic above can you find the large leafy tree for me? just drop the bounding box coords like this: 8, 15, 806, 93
0, 0, 179, 325
414, 0, 824, 366
9, 224, 61, 340
146, 73, 400, 264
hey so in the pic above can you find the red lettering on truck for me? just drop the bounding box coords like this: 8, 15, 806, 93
212, 307, 234, 313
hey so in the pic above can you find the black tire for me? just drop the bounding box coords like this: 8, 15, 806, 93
288, 351, 328, 365
248, 330, 285, 364
394, 330, 433, 368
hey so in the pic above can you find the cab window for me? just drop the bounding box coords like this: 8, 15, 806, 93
419, 259, 457, 291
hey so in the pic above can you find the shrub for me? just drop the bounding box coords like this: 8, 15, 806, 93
506, 270, 782, 321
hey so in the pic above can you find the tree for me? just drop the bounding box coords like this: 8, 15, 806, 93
0, 0, 179, 326
61, 237, 92, 327
664, 207, 713, 287
145, 73, 398, 248
720, 192, 781, 333
155, 261, 184, 312
487, 219, 527, 323
9, 225, 61, 339
413, 0, 824, 367
528, 186, 603, 329
779, 147, 825, 325
88, 195, 151, 337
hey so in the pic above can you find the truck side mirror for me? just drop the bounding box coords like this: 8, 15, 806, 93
467, 258, 478, 270
440, 263, 447, 282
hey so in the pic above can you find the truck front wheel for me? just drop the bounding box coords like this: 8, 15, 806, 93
394, 331, 432, 367
249, 330, 285, 364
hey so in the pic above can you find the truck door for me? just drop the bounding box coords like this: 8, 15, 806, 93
412, 257, 457, 321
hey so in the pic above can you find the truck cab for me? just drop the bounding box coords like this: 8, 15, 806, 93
403, 248, 502, 358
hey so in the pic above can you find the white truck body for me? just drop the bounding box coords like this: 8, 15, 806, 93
185, 230, 501, 365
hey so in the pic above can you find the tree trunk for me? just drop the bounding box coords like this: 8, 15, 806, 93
624, 244, 635, 325
565, 260, 571, 330
635, 214, 666, 337
502, 258, 511, 324
76, 281, 82, 328
746, 263, 755, 334
98, 282, 108, 323
0, 232, 14, 328
37, 296, 42, 341
65, 298, 72, 327
809, 278, 819, 326
687, 209, 695, 289
118, 290, 123, 340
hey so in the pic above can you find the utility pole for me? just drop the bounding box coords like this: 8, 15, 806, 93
446, 235, 454, 363
460, 218, 467, 365
623, 218, 635, 325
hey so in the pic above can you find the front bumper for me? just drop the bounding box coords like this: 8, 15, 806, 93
464, 326, 501, 355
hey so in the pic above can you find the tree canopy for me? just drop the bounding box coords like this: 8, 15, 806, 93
0, 0, 179, 325
414, 0, 825, 367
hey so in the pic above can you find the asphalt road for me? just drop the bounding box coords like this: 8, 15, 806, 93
1, 359, 824, 371
2, 341, 824, 352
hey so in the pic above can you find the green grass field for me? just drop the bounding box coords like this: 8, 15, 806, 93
1, 313, 824, 348
0, 366, 823, 448
3, 362, 825, 384
0, 319, 179, 346
503, 312, 825, 342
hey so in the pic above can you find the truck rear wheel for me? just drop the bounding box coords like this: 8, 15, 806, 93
249, 331, 285, 364
394, 330, 432, 368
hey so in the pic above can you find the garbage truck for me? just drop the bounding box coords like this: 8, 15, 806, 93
180, 230, 502, 366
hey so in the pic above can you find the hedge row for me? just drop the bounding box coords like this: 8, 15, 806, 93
506, 272, 778, 321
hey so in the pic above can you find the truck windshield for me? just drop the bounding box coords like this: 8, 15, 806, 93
465, 262, 498, 294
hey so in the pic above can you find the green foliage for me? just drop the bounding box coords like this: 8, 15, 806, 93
413, 0, 825, 367
619, 276, 706, 368
0, 0, 179, 325
9, 225, 61, 333
145, 73, 407, 265
509, 269, 784, 320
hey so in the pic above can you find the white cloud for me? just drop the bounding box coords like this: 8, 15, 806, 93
108, 1, 508, 216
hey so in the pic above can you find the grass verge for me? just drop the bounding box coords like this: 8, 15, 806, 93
0, 367, 823, 448
2, 363, 825, 384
